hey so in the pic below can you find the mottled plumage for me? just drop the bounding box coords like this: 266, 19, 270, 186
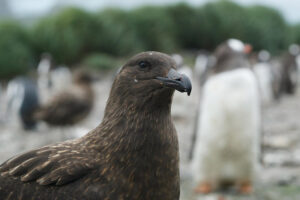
0, 51, 191, 200
34, 71, 94, 126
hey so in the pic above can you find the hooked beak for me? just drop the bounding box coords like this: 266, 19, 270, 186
156, 68, 192, 96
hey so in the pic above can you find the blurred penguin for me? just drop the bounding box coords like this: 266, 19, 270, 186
192, 39, 261, 194
279, 44, 299, 94
194, 51, 210, 86
49, 65, 72, 93
252, 50, 274, 105
207, 38, 252, 75
37, 53, 53, 103
37, 53, 72, 103
296, 54, 300, 86
5, 77, 39, 130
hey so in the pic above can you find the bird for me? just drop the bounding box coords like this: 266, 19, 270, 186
37, 53, 53, 102
193, 68, 261, 194
37, 53, 72, 104
33, 70, 94, 126
49, 66, 72, 93
0, 51, 192, 200
279, 44, 299, 95
192, 40, 260, 194
208, 38, 252, 75
252, 50, 274, 105
5, 77, 39, 130
194, 51, 210, 86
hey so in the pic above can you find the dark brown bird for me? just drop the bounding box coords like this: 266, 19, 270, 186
34, 70, 95, 126
0, 51, 192, 200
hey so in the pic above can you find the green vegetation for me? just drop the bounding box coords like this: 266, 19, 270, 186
92, 9, 142, 56
31, 7, 96, 64
289, 24, 300, 45
0, 21, 34, 79
128, 6, 178, 52
81, 53, 119, 70
245, 5, 289, 54
0, 0, 300, 78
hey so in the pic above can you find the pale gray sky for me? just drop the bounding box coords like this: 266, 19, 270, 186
6, 0, 300, 23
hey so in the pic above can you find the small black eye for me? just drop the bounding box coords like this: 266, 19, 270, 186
138, 61, 151, 69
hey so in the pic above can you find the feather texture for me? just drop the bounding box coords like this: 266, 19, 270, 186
0, 52, 184, 200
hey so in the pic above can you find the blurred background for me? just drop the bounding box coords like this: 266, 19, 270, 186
0, 0, 300, 199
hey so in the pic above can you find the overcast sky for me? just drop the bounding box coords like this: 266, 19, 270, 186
7, 0, 300, 23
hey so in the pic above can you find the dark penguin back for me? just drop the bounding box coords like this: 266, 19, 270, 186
7, 77, 39, 130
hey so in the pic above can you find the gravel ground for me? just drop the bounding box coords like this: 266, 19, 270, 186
0, 73, 299, 200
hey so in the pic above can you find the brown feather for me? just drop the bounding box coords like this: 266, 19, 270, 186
34, 71, 94, 126
0, 52, 186, 200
